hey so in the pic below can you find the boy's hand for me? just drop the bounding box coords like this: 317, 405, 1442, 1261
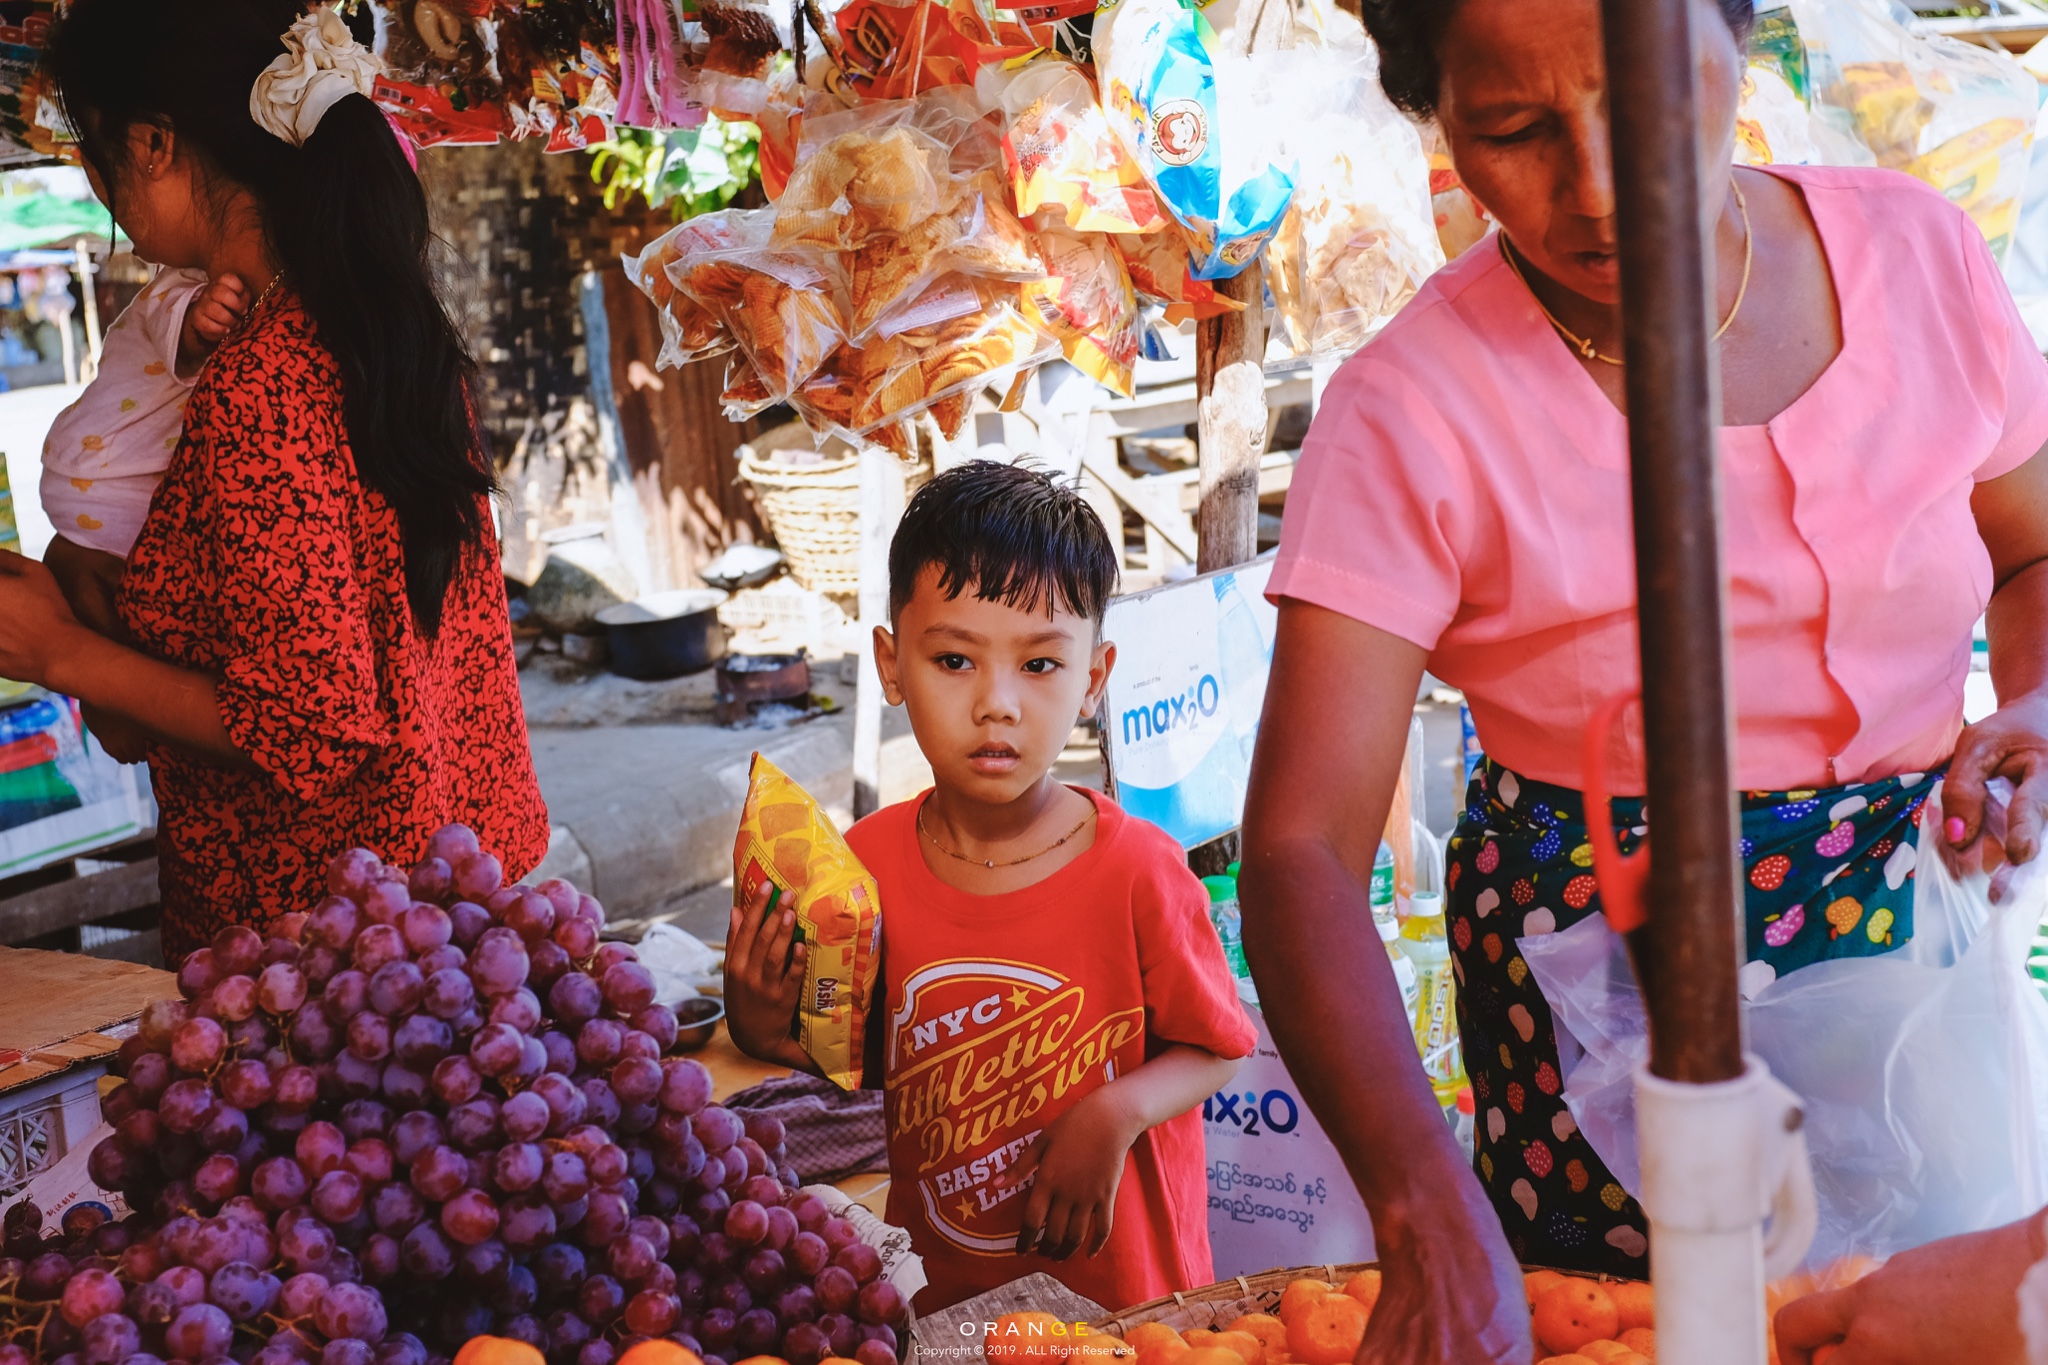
177, 274, 251, 374
724, 879, 808, 1063
998, 1089, 1140, 1261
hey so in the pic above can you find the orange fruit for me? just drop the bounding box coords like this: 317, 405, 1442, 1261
1184, 1349, 1250, 1365
1340, 1270, 1382, 1315
1578, 1345, 1632, 1364
1225, 1314, 1287, 1359
731, 1358, 790, 1365
623, 1349, 706, 1365
1537, 1357, 1600, 1365
822, 1360, 864, 1365
1181, 1331, 1221, 1351
1071, 1336, 1135, 1362
1277, 1279, 1335, 1327
1533, 1282, 1621, 1356
1210, 1330, 1264, 1365
1608, 1282, 1653, 1334
1525, 1269, 1570, 1306
1137, 1346, 1190, 1365
1812, 1348, 1838, 1365
455, 1342, 547, 1365
987, 1312, 1079, 1365
1125, 1326, 1187, 1358
1618, 1328, 1656, 1360
1285, 1292, 1368, 1365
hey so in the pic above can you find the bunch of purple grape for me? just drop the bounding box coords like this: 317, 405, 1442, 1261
0, 826, 907, 1365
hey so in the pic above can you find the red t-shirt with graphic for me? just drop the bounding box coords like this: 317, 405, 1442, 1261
847, 789, 1256, 1314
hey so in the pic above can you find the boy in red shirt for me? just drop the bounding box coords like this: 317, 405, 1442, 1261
726, 461, 1255, 1314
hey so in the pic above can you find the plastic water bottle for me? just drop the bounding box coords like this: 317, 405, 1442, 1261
0, 455, 16, 555
1369, 840, 1397, 935
1451, 1085, 1475, 1159
1204, 874, 1258, 1005
1401, 890, 1467, 1108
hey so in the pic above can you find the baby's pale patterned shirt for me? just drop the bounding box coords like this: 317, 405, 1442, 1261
39, 266, 206, 556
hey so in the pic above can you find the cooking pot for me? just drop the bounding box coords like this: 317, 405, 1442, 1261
596, 590, 730, 680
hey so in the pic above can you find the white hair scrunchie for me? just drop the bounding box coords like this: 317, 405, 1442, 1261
249, 8, 384, 148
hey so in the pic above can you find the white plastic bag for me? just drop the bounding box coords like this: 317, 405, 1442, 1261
1521, 780, 2048, 1267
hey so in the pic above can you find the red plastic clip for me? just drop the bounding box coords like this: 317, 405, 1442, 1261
1582, 693, 1650, 935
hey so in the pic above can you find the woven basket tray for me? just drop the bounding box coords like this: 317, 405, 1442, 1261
1089, 1263, 1643, 1336
740, 449, 863, 597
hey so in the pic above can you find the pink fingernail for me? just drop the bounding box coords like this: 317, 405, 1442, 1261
1947, 816, 1968, 843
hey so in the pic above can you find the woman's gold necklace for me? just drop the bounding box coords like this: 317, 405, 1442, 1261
917, 800, 1095, 869
1501, 180, 1752, 367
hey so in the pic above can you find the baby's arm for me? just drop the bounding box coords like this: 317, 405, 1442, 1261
995, 1044, 1241, 1259
176, 274, 251, 378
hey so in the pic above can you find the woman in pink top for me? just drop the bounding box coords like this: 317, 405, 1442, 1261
1236, 0, 2048, 1360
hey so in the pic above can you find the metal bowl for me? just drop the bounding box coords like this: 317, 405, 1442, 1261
674, 997, 726, 1052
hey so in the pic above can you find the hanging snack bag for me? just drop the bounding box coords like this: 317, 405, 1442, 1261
1113, 220, 1243, 323
733, 754, 883, 1092
774, 118, 948, 251
1094, 0, 1298, 278
1265, 43, 1443, 358
846, 167, 1042, 340
373, 0, 510, 145
1000, 59, 1168, 236
833, 0, 1046, 101
668, 208, 850, 398
1022, 225, 1141, 397
625, 213, 741, 368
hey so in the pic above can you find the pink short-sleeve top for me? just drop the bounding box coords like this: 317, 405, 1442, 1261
1268, 164, 2048, 793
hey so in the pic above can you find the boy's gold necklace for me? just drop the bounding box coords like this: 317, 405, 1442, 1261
917, 802, 1095, 869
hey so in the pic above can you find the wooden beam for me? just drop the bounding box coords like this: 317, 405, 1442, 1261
1079, 452, 1198, 561
0, 859, 161, 947
1196, 266, 1269, 572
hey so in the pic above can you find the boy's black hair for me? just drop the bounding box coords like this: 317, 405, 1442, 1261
889, 461, 1120, 624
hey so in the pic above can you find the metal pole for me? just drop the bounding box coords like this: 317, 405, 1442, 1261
1602, 0, 1743, 1086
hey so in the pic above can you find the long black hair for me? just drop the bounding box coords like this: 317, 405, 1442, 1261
46, 0, 495, 636
1364, 0, 1757, 120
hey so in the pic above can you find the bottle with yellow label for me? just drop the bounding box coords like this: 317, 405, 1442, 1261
1400, 889, 1467, 1110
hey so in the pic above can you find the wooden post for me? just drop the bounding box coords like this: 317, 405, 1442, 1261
1195, 266, 1267, 574
75, 242, 101, 381
852, 448, 905, 819
1602, 0, 1744, 1085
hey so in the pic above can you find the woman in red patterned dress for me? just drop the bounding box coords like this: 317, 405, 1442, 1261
0, 0, 549, 960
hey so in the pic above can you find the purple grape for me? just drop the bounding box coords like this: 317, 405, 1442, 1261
312, 1170, 366, 1223
499, 1194, 557, 1252
503, 890, 555, 943
399, 1221, 454, 1280
634, 1003, 680, 1050
452, 849, 502, 900
274, 1063, 321, 1112
164, 1303, 233, 1359
411, 1144, 469, 1202
440, 1189, 500, 1246
324, 970, 370, 1024
815, 1265, 859, 1314
737, 1306, 780, 1355
500, 1090, 549, 1143
548, 1308, 596, 1358
209, 973, 259, 1022
370, 962, 427, 1018
371, 1180, 425, 1234
613, 1056, 663, 1107
543, 1150, 591, 1204
785, 1320, 832, 1365
326, 1340, 378, 1365
171, 1016, 228, 1073
835, 1242, 884, 1285
528, 938, 572, 990
208, 1261, 279, 1321
554, 915, 600, 960
609, 1232, 657, 1284
79, 1311, 141, 1365
346, 1011, 394, 1063
393, 1013, 453, 1068
391, 1110, 446, 1164
297, 1121, 347, 1176
581, 1190, 631, 1248
59, 1267, 124, 1326
353, 924, 407, 975
593, 942, 637, 973
448, 900, 490, 947
308, 896, 363, 950
401, 901, 453, 951
160, 1078, 217, 1135
178, 947, 220, 1000
468, 1022, 523, 1077
329, 848, 380, 898
430, 1055, 482, 1106
602, 961, 658, 1015
422, 967, 475, 1021
856, 1337, 899, 1365
447, 1096, 501, 1150
534, 1241, 587, 1296
364, 877, 410, 926
619, 1028, 661, 1063
194, 1152, 242, 1204
742, 1247, 786, 1296
693, 1106, 744, 1153
315, 1281, 389, 1343
382, 1062, 429, 1108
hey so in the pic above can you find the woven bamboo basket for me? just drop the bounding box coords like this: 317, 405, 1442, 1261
740, 448, 863, 597
1089, 1262, 1642, 1336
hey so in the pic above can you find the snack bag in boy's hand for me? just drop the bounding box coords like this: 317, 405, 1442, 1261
732, 754, 882, 1090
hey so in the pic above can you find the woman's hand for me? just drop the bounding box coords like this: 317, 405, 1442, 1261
1944, 692, 2048, 865
1361, 1202, 1534, 1365
1774, 1214, 2041, 1365
0, 550, 86, 687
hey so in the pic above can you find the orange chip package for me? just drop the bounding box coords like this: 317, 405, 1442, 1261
733, 754, 882, 1091
1000, 60, 1167, 236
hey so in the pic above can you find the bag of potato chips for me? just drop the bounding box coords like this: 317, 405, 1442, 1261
732, 754, 883, 1091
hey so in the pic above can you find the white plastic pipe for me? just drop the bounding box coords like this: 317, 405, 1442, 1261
1636, 1056, 1815, 1365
